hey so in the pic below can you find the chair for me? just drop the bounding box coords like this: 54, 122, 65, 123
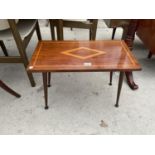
0, 19, 42, 87
47, 19, 98, 86
0, 80, 21, 98
49, 19, 98, 40
104, 19, 130, 40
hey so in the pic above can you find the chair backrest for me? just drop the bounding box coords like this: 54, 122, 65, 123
50, 19, 98, 40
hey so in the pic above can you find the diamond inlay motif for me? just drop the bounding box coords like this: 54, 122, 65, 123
61, 47, 106, 59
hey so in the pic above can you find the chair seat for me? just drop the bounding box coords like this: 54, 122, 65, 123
104, 19, 130, 28
0, 19, 37, 40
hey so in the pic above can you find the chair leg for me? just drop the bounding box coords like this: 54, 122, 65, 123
109, 71, 113, 85
36, 20, 42, 41
19, 48, 36, 87
16, 40, 36, 87
112, 28, 116, 40
25, 68, 35, 87
0, 40, 9, 56
49, 20, 56, 40
56, 19, 64, 40
148, 51, 153, 59
0, 80, 21, 98
20, 51, 36, 87
8, 20, 36, 87
90, 19, 98, 40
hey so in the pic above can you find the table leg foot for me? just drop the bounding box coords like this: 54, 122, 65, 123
109, 71, 113, 86
114, 104, 119, 108
47, 84, 51, 87
45, 106, 49, 110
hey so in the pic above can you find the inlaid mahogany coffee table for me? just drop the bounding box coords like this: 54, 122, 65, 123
28, 40, 141, 109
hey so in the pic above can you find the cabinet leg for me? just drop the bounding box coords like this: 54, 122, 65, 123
125, 71, 138, 90
148, 51, 153, 59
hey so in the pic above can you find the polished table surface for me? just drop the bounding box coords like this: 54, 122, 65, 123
28, 40, 141, 109
28, 40, 141, 72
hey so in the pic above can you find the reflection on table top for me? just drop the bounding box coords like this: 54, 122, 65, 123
28, 40, 141, 72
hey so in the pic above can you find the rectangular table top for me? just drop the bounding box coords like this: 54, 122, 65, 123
28, 40, 141, 72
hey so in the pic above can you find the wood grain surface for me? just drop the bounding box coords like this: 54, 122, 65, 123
28, 40, 141, 72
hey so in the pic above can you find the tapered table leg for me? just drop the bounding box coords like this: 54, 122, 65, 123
36, 20, 42, 41
42, 72, 48, 109
47, 72, 51, 87
109, 71, 113, 85
115, 72, 124, 107
109, 27, 116, 87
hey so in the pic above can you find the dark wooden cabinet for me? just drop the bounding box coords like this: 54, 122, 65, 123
104, 19, 155, 90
